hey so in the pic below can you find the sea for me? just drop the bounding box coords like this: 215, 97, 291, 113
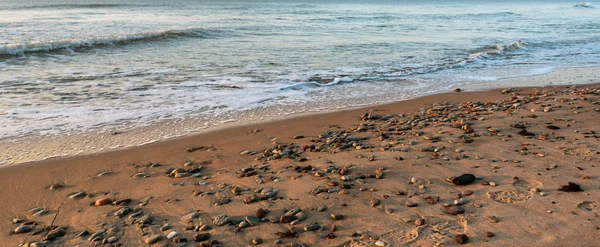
1, 0, 599, 141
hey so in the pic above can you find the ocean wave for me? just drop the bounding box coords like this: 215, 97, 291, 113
574, 2, 595, 8
299, 40, 527, 85
0, 28, 226, 58
10, 3, 160, 10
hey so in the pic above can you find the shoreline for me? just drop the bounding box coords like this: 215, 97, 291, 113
1, 82, 599, 246
2, 66, 600, 167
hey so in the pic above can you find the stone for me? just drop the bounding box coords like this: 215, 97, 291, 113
405, 201, 418, 207
194, 233, 211, 242
280, 215, 297, 223
317, 205, 327, 212
414, 218, 425, 226
212, 214, 230, 226
14, 225, 32, 234
69, 191, 86, 199
239, 221, 249, 228
485, 231, 495, 237
295, 212, 308, 221
446, 205, 465, 215
245, 215, 261, 226
375, 240, 387, 246
452, 174, 476, 185
255, 208, 267, 218
144, 234, 162, 244
181, 212, 200, 222
454, 234, 468, 244
252, 238, 262, 245
167, 231, 179, 240
107, 236, 118, 243
330, 214, 343, 220
454, 197, 468, 205
370, 198, 380, 207
304, 224, 320, 231
94, 198, 112, 206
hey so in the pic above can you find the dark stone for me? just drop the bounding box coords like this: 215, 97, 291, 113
280, 215, 297, 223
255, 208, 267, 219
194, 233, 211, 242
452, 174, 476, 185
454, 234, 469, 244
446, 205, 465, 215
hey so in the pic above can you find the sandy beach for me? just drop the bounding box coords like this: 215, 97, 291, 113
2, 82, 600, 246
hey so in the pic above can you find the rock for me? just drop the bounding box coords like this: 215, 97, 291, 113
107, 236, 118, 243
212, 214, 230, 226
69, 191, 87, 199
304, 224, 320, 231
446, 205, 465, 215
255, 208, 267, 218
452, 174, 476, 185
488, 216, 499, 223
14, 225, 32, 234
375, 240, 387, 246
454, 197, 468, 205
405, 201, 418, 207
245, 215, 261, 226
280, 215, 297, 223
454, 234, 469, 244
112, 199, 131, 205
330, 214, 343, 220
485, 231, 495, 237
295, 212, 307, 221
167, 231, 179, 240
29, 242, 48, 247
370, 198, 380, 207
415, 218, 425, 226
239, 221, 249, 228
317, 205, 327, 212
94, 198, 112, 206
160, 224, 171, 231
252, 238, 263, 245
194, 233, 210, 242
43, 227, 66, 241
181, 212, 200, 222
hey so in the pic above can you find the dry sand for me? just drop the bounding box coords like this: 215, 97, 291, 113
1, 84, 600, 246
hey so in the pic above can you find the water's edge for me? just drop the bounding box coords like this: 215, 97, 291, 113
1, 66, 599, 166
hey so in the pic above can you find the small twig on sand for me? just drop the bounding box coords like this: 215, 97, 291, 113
50, 204, 63, 228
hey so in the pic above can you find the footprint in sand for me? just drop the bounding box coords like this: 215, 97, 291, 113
487, 179, 542, 204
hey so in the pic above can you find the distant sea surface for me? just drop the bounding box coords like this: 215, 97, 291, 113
1, 0, 599, 139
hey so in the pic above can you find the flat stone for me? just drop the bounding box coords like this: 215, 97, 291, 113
14, 225, 32, 234
245, 215, 261, 226
405, 201, 418, 207
375, 240, 387, 246
252, 238, 263, 245
212, 214, 230, 226
194, 233, 210, 242
69, 191, 86, 199
144, 234, 162, 245
95, 198, 112, 206
446, 205, 465, 215
167, 231, 179, 240
295, 212, 308, 221
304, 224, 320, 231
280, 215, 297, 223
181, 212, 200, 222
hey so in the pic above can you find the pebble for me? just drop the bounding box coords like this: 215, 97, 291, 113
69, 191, 87, 199
405, 201, 418, 207
239, 221, 249, 228
452, 174, 476, 185
454, 197, 468, 205
145, 234, 162, 244
330, 214, 343, 220
485, 231, 495, 237
489, 182, 497, 187
370, 198, 381, 207
167, 231, 179, 240
245, 215, 261, 226
317, 205, 327, 212
181, 212, 200, 222
94, 198, 112, 206
415, 218, 425, 226
14, 225, 32, 234
255, 208, 267, 218
454, 234, 469, 244
252, 238, 262, 245
489, 216, 499, 223
295, 212, 308, 221
280, 215, 297, 223
212, 214, 230, 226
375, 240, 387, 246
446, 205, 465, 215
194, 233, 210, 242
304, 224, 320, 231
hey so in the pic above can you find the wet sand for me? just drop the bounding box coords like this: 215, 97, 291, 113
2, 83, 600, 246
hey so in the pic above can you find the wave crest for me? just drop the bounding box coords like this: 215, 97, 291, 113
0, 28, 224, 58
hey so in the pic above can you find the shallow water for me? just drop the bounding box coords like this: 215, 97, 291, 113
1, 0, 599, 139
